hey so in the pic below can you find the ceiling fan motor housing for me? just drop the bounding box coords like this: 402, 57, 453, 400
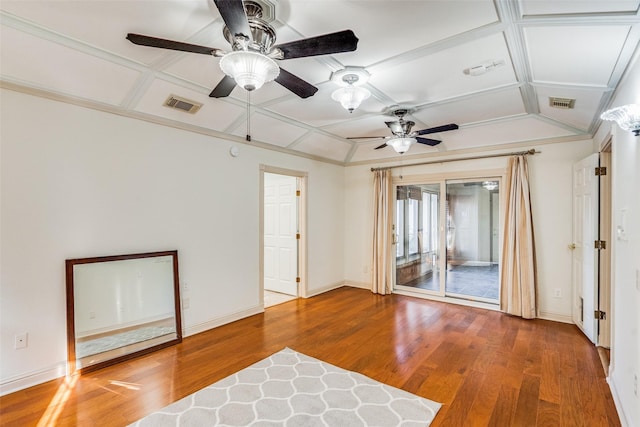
222, 1, 277, 54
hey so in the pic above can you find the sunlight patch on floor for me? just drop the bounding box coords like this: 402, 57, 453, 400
36, 374, 78, 427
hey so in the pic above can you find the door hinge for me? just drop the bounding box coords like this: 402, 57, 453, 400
296, 233, 301, 240
296, 277, 301, 283
296, 190, 301, 196
594, 310, 606, 320
594, 240, 606, 250
595, 166, 607, 176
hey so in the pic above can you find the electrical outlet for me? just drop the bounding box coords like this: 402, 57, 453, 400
183, 297, 190, 310
554, 288, 562, 298
634, 374, 638, 398
14, 333, 28, 349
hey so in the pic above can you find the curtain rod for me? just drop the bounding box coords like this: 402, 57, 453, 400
370, 148, 540, 172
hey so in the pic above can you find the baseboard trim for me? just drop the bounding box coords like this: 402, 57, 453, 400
305, 281, 346, 298
537, 310, 573, 324
0, 363, 67, 397
344, 280, 370, 290
607, 373, 630, 427
183, 306, 265, 337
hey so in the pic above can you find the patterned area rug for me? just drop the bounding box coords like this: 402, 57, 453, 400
129, 348, 441, 426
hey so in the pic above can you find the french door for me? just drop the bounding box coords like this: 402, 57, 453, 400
394, 178, 501, 304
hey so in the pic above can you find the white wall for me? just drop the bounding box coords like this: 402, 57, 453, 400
0, 89, 345, 394
595, 51, 640, 427
344, 140, 593, 320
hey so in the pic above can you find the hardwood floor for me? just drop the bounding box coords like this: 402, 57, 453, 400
0, 287, 620, 426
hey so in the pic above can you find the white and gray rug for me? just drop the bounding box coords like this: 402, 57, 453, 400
129, 347, 441, 426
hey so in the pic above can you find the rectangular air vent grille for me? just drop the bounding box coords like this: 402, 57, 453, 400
549, 97, 575, 109
163, 95, 202, 114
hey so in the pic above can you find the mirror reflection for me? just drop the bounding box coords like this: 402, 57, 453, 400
66, 250, 182, 373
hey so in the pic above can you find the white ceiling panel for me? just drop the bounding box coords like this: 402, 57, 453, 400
369, 33, 517, 105
134, 78, 245, 131
2, 0, 217, 64
520, 0, 640, 16
1, 26, 141, 105
524, 25, 632, 87
281, 0, 499, 67
536, 86, 607, 131
444, 117, 576, 151
412, 87, 527, 126
230, 112, 309, 147
292, 134, 352, 162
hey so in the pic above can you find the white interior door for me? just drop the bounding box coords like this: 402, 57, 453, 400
264, 173, 298, 296
572, 153, 599, 343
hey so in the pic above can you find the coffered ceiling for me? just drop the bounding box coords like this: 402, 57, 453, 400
2, 0, 639, 164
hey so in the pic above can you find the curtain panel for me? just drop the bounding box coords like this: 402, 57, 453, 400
500, 155, 538, 318
372, 169, 393, 295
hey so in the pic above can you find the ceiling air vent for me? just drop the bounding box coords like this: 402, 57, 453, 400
163, 95, 202, 114
549, 97, 575, 109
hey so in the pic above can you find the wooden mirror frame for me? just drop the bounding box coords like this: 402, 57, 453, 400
65, 250, 182, 374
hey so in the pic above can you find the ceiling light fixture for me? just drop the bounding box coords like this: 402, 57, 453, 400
331, 67, 371, 113
219, 50, 280, 92
600, 104, 640, 136
386, 137, 414, 154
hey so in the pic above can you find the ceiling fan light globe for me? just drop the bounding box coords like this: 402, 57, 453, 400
331, 86, 370, 112
387, 137, 414, 154
219, 51, 279, 91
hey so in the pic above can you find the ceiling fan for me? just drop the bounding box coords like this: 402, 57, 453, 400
126, 0, 359, 99
347, 109, 459, 154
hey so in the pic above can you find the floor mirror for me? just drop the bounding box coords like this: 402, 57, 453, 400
65, 250, 182, 374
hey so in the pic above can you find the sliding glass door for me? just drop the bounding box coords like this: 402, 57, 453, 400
395, 178, 500, 304
395, 184, 441, 292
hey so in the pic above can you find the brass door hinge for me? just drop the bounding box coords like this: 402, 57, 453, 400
595, 166, 607, 176
296, 277, 301, 283
296, 190, 301, 196
594, 240, 606, 250
594, 310, 606, 320
296, 233, 301, 240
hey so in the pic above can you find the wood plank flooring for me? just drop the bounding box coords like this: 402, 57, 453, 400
0, 287, 620, 426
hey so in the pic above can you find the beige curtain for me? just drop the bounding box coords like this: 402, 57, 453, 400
500, 155, 538, 318
372, 169, 393, 295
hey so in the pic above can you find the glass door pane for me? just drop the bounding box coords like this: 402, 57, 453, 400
445, 180, 499, 302
395, 184, 440, 291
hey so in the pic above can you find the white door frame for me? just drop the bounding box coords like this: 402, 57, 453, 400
259, 165, 307, 306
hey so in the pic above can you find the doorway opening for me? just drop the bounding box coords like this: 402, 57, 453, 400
260, 167, 306, 308
394, 178, 500, 305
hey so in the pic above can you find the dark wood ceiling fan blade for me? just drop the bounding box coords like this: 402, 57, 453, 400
346, 136, 387, 140
374, 143, 388, 150
126, 33, 221, 55
213, 0, 252, 41
416, 123, 459, 135
275, 68, 318, 98
416, 137, 441, 146
274, 30, 358, 59
209, 75, 237, 98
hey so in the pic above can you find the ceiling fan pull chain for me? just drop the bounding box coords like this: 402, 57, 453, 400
246, 90, 251, 142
